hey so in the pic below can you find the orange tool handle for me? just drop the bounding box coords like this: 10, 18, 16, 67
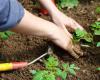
0, 62, 28, 71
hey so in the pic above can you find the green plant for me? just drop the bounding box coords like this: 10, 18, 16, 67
73, 28, 93, 43
97, 42, 100, 47
0, 31, 14, 40
91, 21, 100, 47
62, 63, 80, 76
56, 0, 79, 9
91, 21, 100, 35
95, 7, 100, 14
96, 67, 100, 71
30, 56, 80, 80
44, 55, 59, 69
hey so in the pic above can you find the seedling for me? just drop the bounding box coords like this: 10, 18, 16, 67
91, 21, 100, 35
56, 0, 79, 9
0, 31, 14, 40
73, 28, 93, 43
96, 42, 100, 47
30, 56, 80, 80
91, 21, 100, 47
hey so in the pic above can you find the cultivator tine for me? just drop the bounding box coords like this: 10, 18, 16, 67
27, 46, 53, 66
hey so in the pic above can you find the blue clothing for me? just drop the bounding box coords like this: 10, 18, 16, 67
0, 0, 24, 31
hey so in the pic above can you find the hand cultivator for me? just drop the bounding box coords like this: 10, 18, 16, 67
0, 47, 52, 71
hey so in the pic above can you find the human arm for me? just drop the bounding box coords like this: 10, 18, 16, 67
38, 0, 84, 31
11, 9, 83, 58
0, 0, 82, 58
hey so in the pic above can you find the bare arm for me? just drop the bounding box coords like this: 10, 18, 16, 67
38, 0, 84, 30
11, 9, 80, 58
38, 0, 58, 15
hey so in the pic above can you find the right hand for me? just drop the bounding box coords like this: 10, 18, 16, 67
50, 27, 83, 59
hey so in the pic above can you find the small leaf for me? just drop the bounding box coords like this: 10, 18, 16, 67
96, 67, 100, 70
69, 69, 76, 76
61, 71, 67, 80
5, 31, 14, 36
45, 73, 55, 80
57, 0, 79, 9
33, 71, 48, 80
0, 33, 8, 40
70, 64, 75, 68
62, 63, 69, 70
56, 68, 67, 80
96, 42, 100, 47
56, 68, 63, 76
91, 22, 100, 29
44, 56, 59, 69
70, 64, 80, 70
94, 30, 100, 35
73, 28, 93, 43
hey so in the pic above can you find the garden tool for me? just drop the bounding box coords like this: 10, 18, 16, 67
0, 47, 52, 71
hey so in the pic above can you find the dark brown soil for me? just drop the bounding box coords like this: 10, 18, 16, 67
0, 0, 100, 80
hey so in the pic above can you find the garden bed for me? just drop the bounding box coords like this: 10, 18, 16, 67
0, 0, 100, 80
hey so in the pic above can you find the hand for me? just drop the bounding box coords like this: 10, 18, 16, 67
50, 10, 84, 58
51, 10, 84, 32
50, 27, 83, 59
37, 0, 83, 58
14, 9, 83, 59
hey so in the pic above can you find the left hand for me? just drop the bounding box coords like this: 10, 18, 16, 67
51, 10, 84, 32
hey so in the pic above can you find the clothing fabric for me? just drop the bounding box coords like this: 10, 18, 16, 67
0, 0, 24, 31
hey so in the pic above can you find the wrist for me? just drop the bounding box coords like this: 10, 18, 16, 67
49, 7, 60, 16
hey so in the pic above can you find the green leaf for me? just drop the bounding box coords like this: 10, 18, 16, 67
56, 68, 67, 80
45, 73, 55, 80
74, 28, 86, 38
73, 28, 93, 43
61, 71, 67, 80
56, 68, 63, 76
91, 22, 100, 30
70, 64, 75, 68
95, 7, 100, 13
94, 30, 100, 35
83, 33, 93, 42
0, 31, 14, 40
76, 29, 87, 37
96, 42, 100, 47
57, 0, 79, 9
62, 63, 69, 70
33, 71, 49, 80
5, 31, 14, 36
0, 32, 8, 40
70, 64, 80, 70
44, 56, 59, 69
96, 67, 100, 70
69, 68, 76, 76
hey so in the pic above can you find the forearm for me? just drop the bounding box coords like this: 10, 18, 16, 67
11, 9, 59, 39
38, 0, 59, 15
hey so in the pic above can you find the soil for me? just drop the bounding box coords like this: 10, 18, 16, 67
0, 0, 100, 80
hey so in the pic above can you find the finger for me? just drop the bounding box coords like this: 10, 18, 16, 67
67, 48, 79, 59
73, 47, 83, 56
66, 40, 79, 59
61, 25, 72, 38
73, 45, 83, 56
65, 17, 84, 31
73, 20, 84, 30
